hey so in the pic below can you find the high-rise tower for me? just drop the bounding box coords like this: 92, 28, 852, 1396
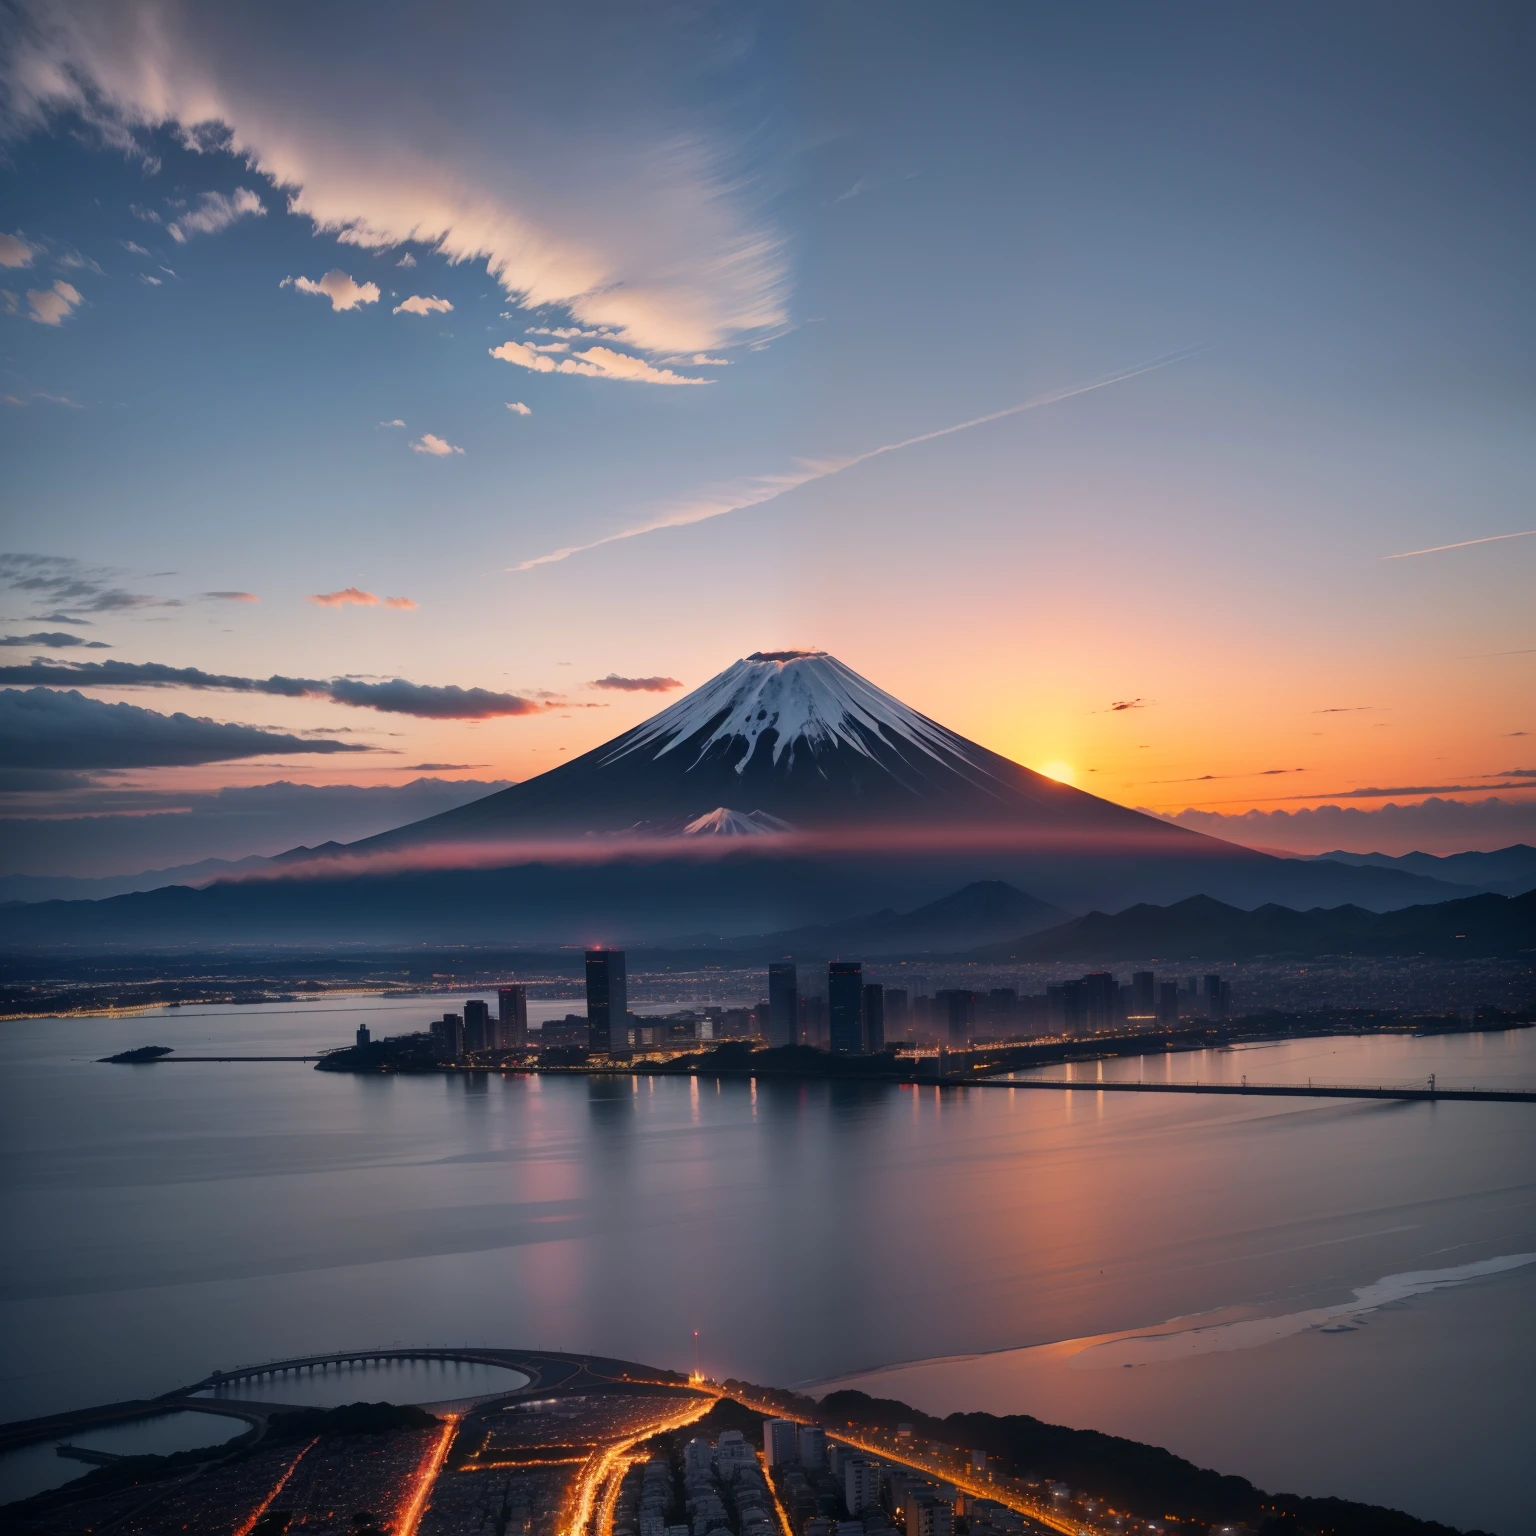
828, 961, 864, 1054
767, 962, 798, 1049
586, 949, 628, 1054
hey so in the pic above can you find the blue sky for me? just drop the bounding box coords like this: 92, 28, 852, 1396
2, 0, 1534, 871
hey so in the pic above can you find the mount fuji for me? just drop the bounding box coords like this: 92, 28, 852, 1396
355, 650, 1174, 847
0, 652, 1482, 946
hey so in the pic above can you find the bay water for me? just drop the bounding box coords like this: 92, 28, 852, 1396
1, 998, 1532, 1533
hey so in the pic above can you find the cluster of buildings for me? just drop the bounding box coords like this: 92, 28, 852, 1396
762, 1420, 1032, 1536
396, 949, 1236, 1064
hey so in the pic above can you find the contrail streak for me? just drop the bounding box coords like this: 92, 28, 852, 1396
510, 346, 1203, 571
1384, 529, 1536, 559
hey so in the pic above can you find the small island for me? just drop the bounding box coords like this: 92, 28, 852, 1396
99, 1045, 174, 1064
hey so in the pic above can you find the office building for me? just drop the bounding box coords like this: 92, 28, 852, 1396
797, 1424, 827, 1470
768, 962, 798, 1049
763, 1418, 798, 1468
463, 998, 490, 1052
354, 1023, 371, 1048
1131, 972, 1156, 1016
987, 988, 1019, 1035
1157, 981, 1180, 1025
936, 988, 975, 1046
432, 1012, 464, 1059
906, 1492, 954, 1536
862, 982, 885, 1053
497, 985, 528, 1048
586, 948, 628, 1054
1083, 972, 1118, 1031
884, 987, 910, 1038
1203, 974, 1229, 1019
846, 1460, 881, 1515
801, 993, 825, 1048
828, 961, 865, 1054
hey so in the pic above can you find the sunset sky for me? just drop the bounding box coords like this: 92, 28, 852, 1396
2, 0, 1533, 872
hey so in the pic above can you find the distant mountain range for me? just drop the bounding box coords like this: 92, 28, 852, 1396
0, 842, 349, 906
0, 653, 1515, 947
1309, 845, 1536, 897
666, 880, 1072, 956
970, 887, 1536, 962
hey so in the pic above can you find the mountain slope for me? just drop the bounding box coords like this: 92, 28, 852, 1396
356, 651, 1187, 844
0, 653, 1499, 947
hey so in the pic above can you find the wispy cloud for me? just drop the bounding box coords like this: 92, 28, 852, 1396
26, 279, 82, 325
590, 673, 682, 692
1384, 530, 1536, 560
380, 418, 406, 428
0, 553, 176, 618
505, 401, 532, 416
308, 587, 417, 609
200, 591, 257, 603
167, 187, 264, 243
512, 347, 1202, 570
0, 659, 551, 720
393, 294, 453, 316
411, 433, 463, 457
491, 339, 711, 386
282, 270, 380, 311
3, 5, 785, 354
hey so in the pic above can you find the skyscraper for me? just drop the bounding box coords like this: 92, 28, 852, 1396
1204, 974, 1225, 1019
1131, 972, 1156, 1016
862, 983, 885, 1053
767, 961, 798, 1049
828, 961, 864, 1054
497, 984, 528, 1049
586, 949, 628, 1055
1083, 972, 1118, 1031
463, 998, 490, 1052
1157, 981, 1180, 1025
432, 1013, 464, 1059
884, 987, 909, 1039
936, 988, 975, 1045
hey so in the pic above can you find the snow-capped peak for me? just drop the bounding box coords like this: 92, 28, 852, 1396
604, 651, 986, 775
682, 807, 795, 836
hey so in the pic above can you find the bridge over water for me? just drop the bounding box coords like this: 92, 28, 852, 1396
972, 1075, 1535, 1102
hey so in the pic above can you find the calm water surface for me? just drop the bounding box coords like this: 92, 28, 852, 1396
2, 999, 1532, 1533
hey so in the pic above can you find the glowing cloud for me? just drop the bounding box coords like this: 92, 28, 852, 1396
393, 294, 453, 316
308, 587, 416, 608
411, 433, 463, 456
490, 339, 711, 386
0, 233, 34, 267
284, 270, 380, 311
26, 279, 82, 325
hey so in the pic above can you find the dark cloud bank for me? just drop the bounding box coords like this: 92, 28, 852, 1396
0, 660, 546, 719
0, 687, 367, 777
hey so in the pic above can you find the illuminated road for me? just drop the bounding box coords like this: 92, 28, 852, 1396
568, 1394, 718, 1536
398, 1414, 460, 1536
231, 1437, 317, 1536
730, 1391, 1084, 1536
